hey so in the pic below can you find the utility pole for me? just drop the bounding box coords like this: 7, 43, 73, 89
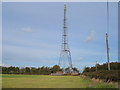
96, 61, 97, 72
106, 0, 110, 71
106, 33, 110, 71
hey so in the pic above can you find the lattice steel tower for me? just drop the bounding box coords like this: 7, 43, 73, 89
59, 4, 73, 73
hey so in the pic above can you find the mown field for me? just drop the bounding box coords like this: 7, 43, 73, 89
2, 74, 118, 88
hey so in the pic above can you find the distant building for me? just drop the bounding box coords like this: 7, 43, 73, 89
71, 71, 79, 76
51, 71, 79, 76
51, 72, 64, 76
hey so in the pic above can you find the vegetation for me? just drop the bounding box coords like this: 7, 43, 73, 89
1, 65, 79, 75
2, 74, 117, 88
1, 62, 119, 88
82, 62, 120, 82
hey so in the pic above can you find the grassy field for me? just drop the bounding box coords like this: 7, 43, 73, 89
2, 74, 118, 88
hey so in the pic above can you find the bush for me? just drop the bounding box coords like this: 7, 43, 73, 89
82, 70, 119, 82
82, 62, 120, 82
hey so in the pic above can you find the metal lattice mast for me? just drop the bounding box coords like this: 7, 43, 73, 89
59, 4, 73, 73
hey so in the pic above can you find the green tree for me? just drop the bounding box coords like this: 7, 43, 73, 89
15, 67, 20, 74
83, 67, 90, 72
51, 65, 60, 73
31, 67, 37, 74
72, 67, 79, 72
25, 67, 30, 74
20, 68, 25, 74
2, 67, 8, 74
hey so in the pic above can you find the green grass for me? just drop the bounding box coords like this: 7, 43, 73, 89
2, 74, 118, 88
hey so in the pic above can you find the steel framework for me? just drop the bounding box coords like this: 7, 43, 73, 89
58, 4, 73, 73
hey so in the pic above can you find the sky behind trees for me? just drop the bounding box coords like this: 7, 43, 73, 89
2, 2, 118, 71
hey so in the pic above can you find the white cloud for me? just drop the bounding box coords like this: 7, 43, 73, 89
22, 27, 33, 32
85, 30, 95, 42
0, 63, 11, 67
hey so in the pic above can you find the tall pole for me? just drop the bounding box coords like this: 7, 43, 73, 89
106, 0, 110, 71
106, 33, 110, 70
96, 61, 97, 72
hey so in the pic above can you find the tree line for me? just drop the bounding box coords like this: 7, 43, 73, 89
1, 65, 79, 75
83, 62, 120, 72
82, 62, 120, 82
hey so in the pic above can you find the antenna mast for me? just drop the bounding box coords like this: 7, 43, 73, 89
59, 4, 73, 73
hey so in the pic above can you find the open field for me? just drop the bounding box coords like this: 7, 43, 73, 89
2, 74, 118, 88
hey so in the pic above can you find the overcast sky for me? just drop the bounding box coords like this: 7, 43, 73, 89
2, 2, 118, 71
